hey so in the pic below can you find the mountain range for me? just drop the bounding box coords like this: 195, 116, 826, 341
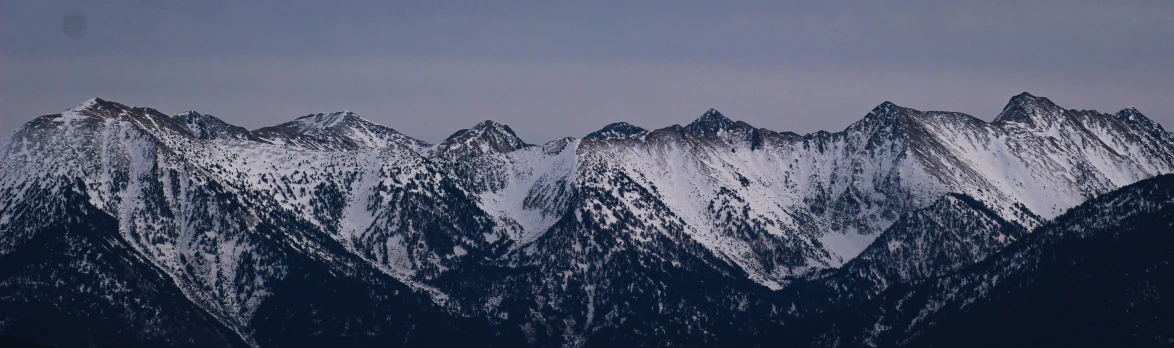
1, 92, 1172, 347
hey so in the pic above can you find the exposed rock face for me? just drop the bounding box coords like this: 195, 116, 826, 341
583, 122, 646, 141
431, 120, 532, 160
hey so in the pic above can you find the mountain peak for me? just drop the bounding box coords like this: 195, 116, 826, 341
685, 108, 737, 136
1115, 107, 1166, 134
173, 110, 205, 119
877, 100, 898, 109
868, 101, 910, 116
67, 97, 127, 114
59, 98, 179, 125
445, 120, 517, 140
171, 110, 254, 141
1009, 91, 1044, 102
469, 120, 510, 133
433, 120, 530, 160
1116, 107, 1147, 122
72, 97, 103, 109
253, 111, 428, 151
863, 101, 902, 118
994, 92, 1061, 125
585, 122, 647, 141
1005, 92, 1056, 108
848, 101, 914, 132
475, 119, 501, 127
287, 111, 362, 133
80, 97, 110, 106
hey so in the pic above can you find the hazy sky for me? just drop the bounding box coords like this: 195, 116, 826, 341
3, 1, 1172, 143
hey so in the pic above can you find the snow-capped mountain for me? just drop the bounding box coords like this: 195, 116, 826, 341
0, 93, 1172, 346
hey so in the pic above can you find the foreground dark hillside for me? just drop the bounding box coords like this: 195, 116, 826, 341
749, 174, 1174, 347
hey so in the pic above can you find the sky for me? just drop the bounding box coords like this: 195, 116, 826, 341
2, 1, 1172, 144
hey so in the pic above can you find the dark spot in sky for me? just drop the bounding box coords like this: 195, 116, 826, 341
62, 12, 86, 38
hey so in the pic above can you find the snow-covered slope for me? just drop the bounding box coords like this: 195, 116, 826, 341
754, 173, 1174, 347
1, 93, 1172, 346
837, 193, 1031, 289
0, 183, 248, 347
452, 137, 579, 246
0, 98, 501, 346
549, 94, 1174, 288
772, 192, 1035, 318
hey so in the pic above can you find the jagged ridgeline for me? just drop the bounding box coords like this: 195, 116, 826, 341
0, 93, 1172, 347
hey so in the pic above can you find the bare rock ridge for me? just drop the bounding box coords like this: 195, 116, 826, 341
172, 110, 256, 141
431, 120, 532, 160
583, 122, 646, 141
993, 91, 1059, 125
684, 108, 737, 135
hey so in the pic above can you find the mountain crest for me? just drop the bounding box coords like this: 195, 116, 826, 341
684, 108, 736, 136
56, 97, 181, 132
868, 100, 901, 116
171, 110, 255, 141
252, 111, 428, 151
585, 122, 646, 141
847, 101, 915, 133
1115, 107, 1155, 125
65, 97, 155, 120
994, 92, 1062, 126
470, 119, 508, 131
433, 120, 530, 160
68, 97, 122, 113
4, 94, 1174, 347
173, 110, 202, 118
1113, 107, 1169, 138
286, 111, 363, 133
